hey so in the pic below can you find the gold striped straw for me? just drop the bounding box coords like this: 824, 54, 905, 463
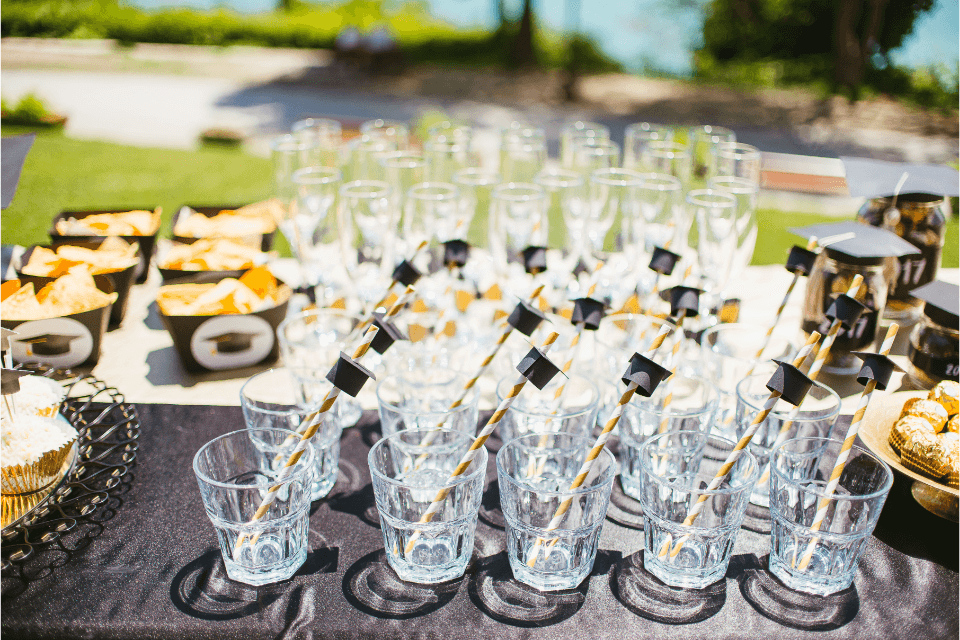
753, 274, 865, 486
236, 323, 381, 553
403, 331, 561, 554
525, 316, 682, 567
795, 323, 898, 571
641, 235, 673, 314
659, 330, 822, 560
354, 240, 429, 337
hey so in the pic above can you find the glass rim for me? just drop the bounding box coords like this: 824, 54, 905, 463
407, 182, 459, 200
375, 369, 480, 416
270, 133, 318, 152
628, 373, 718, 419
590, 167, 645, 187
595, 313, 677, 350
360, 118, 409, 134
562, 121, 610, 136
625, 122, 672, 136
378, 151, 426, 169
715, 142, 760, 159
292, 166, 342, 185
492, 182, 547, 201
771, 436, 894, 501
453, 167, 500, 186
496, 433, 616, 496
573, 137, 619, 153
647, 140, 690, 158
277, 308, 362, 344
700, 322, 793, 367
534, 169, 584, 189
638, 172, 683, 191
736, 372, 841, 421
502, 124, 546, 141
495, 374, 600, 420
686, 189, 736, 208
340, 179, 391, 198
423, 138, 467, 152
192, 427, 315, 489
367, 428, 487, 488
640, 430, 760, 494
706, 175, 759, 194
240, 367, 323, 415
689, 124, 735, 139
503, 137, 547, 152
292, 117, 342, 133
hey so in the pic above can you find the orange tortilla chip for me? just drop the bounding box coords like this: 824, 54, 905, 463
156, 276, 291, 316
2, 273, 115, 320
1, 283, 43, 320
2, 280, 22, 302
238, 266, 278, 300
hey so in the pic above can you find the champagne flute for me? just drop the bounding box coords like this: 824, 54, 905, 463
688, 189, 738, 305
453, 168, 500, 248
360, 119, 410, 150
624, 122, 673, 170
339, 180, 394, 305
707, 175, 760, 288
289, 167, 342, 293
689, 125, 735, 186
534, 169, 586, 273
569, 138, 620, 179
500, 136, 547, 184
636, 173, 684, 253
489, 183, 548, 276
713, 142, 761, 183
379, 151, 426, 259
291, 118, 342, 168
560, 121, 610, 167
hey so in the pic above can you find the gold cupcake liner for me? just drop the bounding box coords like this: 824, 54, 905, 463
1, 437, 76, 495
947, 472, 959, 491
1, 491, 47, 529
900, 448, 949, 480
890, 429, 908, 455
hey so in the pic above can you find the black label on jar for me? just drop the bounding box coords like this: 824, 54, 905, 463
893, 243, 941, 301
802, 311, 879, 352
908, 347, 960, 381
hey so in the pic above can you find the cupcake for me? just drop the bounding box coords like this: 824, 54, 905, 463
1, 415, 78, 494
10, 376, 65, 418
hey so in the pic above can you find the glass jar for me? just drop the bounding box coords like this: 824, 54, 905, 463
801, 253, 895, 375
856, 193, 947, 322
907, 312, 959, 389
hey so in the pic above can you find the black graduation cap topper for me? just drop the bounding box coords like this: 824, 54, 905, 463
516, 347, 563, 390
852, 351, 904, 391
1, 369, 30, 395
667, 286, 701, 318
18, 334, 82, 356
785, 245, 818, 276
621, 352, 672, 398
649, 246, 682, 276
443, 239, 470, 268
841, 157, 960, 199
522, 246, 548, 275
370, 312, 407, 354
506, 299, 546, 337
325, 351, 376, 398
766, 360, 815, 407
391, 260, 422, 287
571, 297, 605, 331
911, 280, 959, 328
204, 332, 258, 354
825, 293, 868, 329
790, 221, 921, 266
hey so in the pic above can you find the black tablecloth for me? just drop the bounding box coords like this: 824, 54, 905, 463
2, 405, 957, 639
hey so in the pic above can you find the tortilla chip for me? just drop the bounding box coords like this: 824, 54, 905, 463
1, 283, 43, 320
158, 238, 264, 271
1, 280, 22, 302
238, 266, 278, 300
174, 202, 277, 239
156, 275, 291, 317
22, 240, 138, 277
55, 208, 161, 236
36, 272, 116, 315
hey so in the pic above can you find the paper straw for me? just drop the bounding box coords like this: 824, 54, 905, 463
355, 240, 429, 336
795, 323, 898, 571
403, 331, 561, 553
237, 324, 381, 552
660, 330, 822, 560
753, 274, 865, 485
641, 237, 673, 314
525, 317, 681, 566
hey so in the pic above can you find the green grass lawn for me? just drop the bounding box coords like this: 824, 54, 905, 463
2, 125, 957, 269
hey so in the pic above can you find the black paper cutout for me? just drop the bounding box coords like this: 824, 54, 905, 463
766, 360, 814, 407
391, 260, 422, 287
326, 351, 376, 397
443, 240, 470, 268
516, 347, 563, 390
506, 300, 545, 337
371, 313, 406, 355
649, 246, 682, 276
622, 352, 672, 397
521, 246, 548, 274
852, 351, 904, 390
825, 294, 868, 329
785, 245, 818, 276
571, 297, 605, 331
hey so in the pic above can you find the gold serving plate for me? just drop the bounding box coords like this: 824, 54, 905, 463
1, 437, 78, 530
858, 390, 959, 521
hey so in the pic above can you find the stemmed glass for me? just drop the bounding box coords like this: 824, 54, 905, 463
707, 175, 760, 287
338, 180, 394, 305
586, 168, 644, 258
500, 136, 547, 184
534, 169, 586, 275
291, 118, 342, 168
568, 138, 620, 178
453, 168, 500, 247
689, 125, 735, 185
404, 183, 460, 266
560, 121, 610, 167
360, 119, 410, 150
636, 173, 684, 254
423, 137, 474, 182
713, 142, 761, 183
640, 141, 692, 188
288, 167, 342, 291
489, 183, 548, 276
379, 151, 426, 259
688, 189, 738, 303
271, 133, 318, 206
623, 122, 673, 170
347, 134, 393, 181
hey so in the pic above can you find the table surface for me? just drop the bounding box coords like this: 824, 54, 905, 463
2, 405, 957, 640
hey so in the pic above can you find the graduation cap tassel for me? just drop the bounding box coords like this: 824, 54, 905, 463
660, 331, 823, 561
404, 332, 561, 554
237, 324, 381, 553
795, 324, 899, 571
525, 316, 683, 567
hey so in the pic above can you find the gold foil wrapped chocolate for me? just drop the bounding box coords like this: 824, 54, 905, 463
899, 397, 923, 418
947, 415, 959, 435
900, 430, 950, 479
929, 380, 960, 416
904, 399, 949, 432
890, 415, 935, 455
942, 434, 960, 490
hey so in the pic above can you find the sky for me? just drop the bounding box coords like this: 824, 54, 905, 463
127, 0, 960, 76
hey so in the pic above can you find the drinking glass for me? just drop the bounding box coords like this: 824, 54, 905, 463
489, 183, 548, 272
707, 176, 760, 287
339, 180, 395, 304
500, 136, 547, 184
424, 137, 473, 182
429, 121, 474, 144
379, 152, 426, 257
497, 433, 616, 590
639, 431, 759, 588
453, 168, 500, 247
272, 133, 319, 206
689, 189, 738, 298
624, 122, 674, 170
569, 138, 621, 179
637, 173, 684, 254
700, 323, 794, 441
193, 428, 315, 585
495, 374, 599, 443
768, 437, 892, 595
348, 134, 393, 181
376, 367, 480, 437
587, 168, 644, 257
689, 125, 735, 185
640, 141, 692, 188
534, 169, 586, 268
368, 428, 487, 583
736, 375, 841, 507
241, 368, 341, 500
406, 182, 461, 253
713, 142, 761, 183
277, 309, 361, 426
560, 121, 610, 168
292, 117, 342, 168
619, 374, 718, 500
360, 119, 410, 150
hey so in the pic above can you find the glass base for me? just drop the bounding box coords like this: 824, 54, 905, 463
768, 548, 852, 597
643, 548, 727, 590
511, 543, 591, 591
386, 537, 469, 584
223, 539, 306, 586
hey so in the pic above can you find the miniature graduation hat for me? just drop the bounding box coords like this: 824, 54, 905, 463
204, 331, 258, 354
1, 328, 17, 352
1, 368, 30, 395
785, 245, 818, 276
571, 297, 605, 331
17, 333, 82, 356
667, 286, 701, 318
443, 239, 470, 268
911, 280, 959, 328
825, 293, 868, 329
621, 352, 672, 397
371, 312, 407, 355
391, 259, 422, 287
852, 351, 904, 391
522, 246, 548, 275
325, 351, 376, 397
790, 221, 920, 266
516, 346, 563, 390
841, 157, 960, 198
766, 360, 815, 407
649, 246, 682, 276
506, 299, 546, 337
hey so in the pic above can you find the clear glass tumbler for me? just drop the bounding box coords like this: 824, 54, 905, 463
768, 436, 892, 595
292, 117, 342, 168
193, 428, 315, 586
376, 367, 480, 437
241, 368, 341, 500
712, 142, 761, 183
368, 428, 487, 583
639, 431, 758, 588
736, 374, 841, 507
619, 374, 718, 500
624, 122, 674, 170
497, 433, 616, 590
495, 374, 599, 443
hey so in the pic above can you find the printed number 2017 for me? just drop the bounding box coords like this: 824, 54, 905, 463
901, 258, 927, 286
